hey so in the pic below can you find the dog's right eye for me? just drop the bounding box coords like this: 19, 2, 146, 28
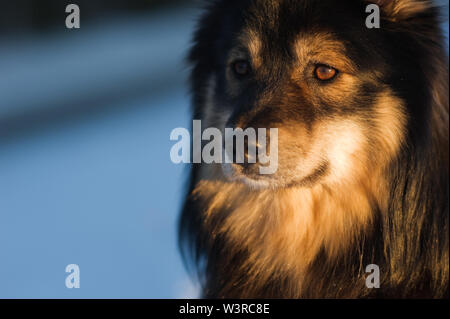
314, 65, 338, 81
232, 60, 251, 77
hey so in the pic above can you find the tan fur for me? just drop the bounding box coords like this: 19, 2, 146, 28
240, 29, 263, 70
293, 32, 357, 75
226, 30, 263, 97
193, 174, 376, 296
372, 0, 433, 21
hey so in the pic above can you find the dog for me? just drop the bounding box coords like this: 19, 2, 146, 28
179, 0, 449, 298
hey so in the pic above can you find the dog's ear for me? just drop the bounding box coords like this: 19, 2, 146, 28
368, 0, 433, 21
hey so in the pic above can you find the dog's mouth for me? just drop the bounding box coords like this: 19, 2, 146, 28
222, 162, 274, 190
222, 160, 330, 190
221, 139, 280, 189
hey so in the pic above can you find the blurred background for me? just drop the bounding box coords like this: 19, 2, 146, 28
0, 0, 448, 299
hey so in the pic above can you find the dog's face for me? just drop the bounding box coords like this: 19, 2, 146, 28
195, 0, 433, 189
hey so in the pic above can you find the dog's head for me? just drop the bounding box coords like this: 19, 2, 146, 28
190, 0, 445, 189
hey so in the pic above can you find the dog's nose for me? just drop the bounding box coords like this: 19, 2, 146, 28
228, 138, 259, 166
244, 139, 258, 164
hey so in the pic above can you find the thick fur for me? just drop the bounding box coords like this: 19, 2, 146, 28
180, 0, 449, 298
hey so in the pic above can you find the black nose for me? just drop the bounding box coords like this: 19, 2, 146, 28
227, 136, 259, 166
244, 138, 258, 164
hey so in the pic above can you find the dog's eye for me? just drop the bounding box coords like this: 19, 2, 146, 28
232, 60, 251, 77
314, 65, 338, 81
